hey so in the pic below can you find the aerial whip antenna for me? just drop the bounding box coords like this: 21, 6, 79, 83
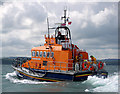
47, 18, 50, 45
47, 18, 49, 38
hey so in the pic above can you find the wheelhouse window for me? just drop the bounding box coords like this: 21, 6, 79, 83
50, 52, 54, 58
32, 51, 35, 57
40, 51, 42, 57
43, 51, 46, 57
36, 51, 39, 57
47, 52, 50, 58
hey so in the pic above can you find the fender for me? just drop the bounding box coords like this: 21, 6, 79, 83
82, 62, 89, 71
88, 65, 94, 71
98, 61, 104, 70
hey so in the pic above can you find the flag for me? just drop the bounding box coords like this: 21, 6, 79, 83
61, 23, 66, 26
68, 21, 72, 25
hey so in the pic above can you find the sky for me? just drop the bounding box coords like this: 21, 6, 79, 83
0, 0, 119, 59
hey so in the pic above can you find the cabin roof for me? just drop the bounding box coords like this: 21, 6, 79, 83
31, 45, 62, 51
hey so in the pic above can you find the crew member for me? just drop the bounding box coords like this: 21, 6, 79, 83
79, 54, 83, 70
75, 62, 79, 72
74, 53, 81, 71
57, 31, 62, 44
90, 55, 98, 71
90, 55, 97, 64
87, 60, 91, 65
75, 55, 79, 62
57, 31, 62, 39
79, 54, 82, 62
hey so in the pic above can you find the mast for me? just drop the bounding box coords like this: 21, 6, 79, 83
61, 9, 67, 25
64, 9, 67, 24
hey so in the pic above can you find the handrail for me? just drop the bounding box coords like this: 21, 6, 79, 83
48, 61, 66, 63
25, 60, 74, 72
46, 61, 74, 72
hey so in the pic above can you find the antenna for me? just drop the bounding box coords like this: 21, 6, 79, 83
47, 18, 49, 38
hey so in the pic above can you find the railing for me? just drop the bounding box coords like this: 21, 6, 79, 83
43, 60, 105, 73
58, 40, 72, 49
43, 61, 74, 73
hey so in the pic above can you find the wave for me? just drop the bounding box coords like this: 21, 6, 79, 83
5, 71, 51, 84
84, 72, 118, 92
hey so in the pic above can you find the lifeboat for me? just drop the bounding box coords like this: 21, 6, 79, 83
12, 10, 108, 82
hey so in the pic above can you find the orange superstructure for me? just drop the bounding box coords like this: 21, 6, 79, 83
22, 31, 89, 72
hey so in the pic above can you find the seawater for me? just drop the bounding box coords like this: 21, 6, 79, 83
2, 63, 119, 92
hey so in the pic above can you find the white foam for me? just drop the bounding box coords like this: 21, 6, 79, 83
84, 72, 118, 92
5, 71, 52, 84
5, 71, 17, 79
85, 89, 89, 92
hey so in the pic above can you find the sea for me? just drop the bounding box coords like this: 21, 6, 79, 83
1, 58, 120, 93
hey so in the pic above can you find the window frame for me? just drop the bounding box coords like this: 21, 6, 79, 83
40, 51, 42, 57
32, 51, 35, 57
50, 52, 54, 58
36, 51, 39, 57
47, 52, 50, 58
43, 51, 46, 58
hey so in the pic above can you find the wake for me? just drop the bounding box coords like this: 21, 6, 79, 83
84, 72, 118, 92
5, 71, 51, 84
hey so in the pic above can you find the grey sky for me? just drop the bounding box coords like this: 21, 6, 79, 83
0, 1, 118, 59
